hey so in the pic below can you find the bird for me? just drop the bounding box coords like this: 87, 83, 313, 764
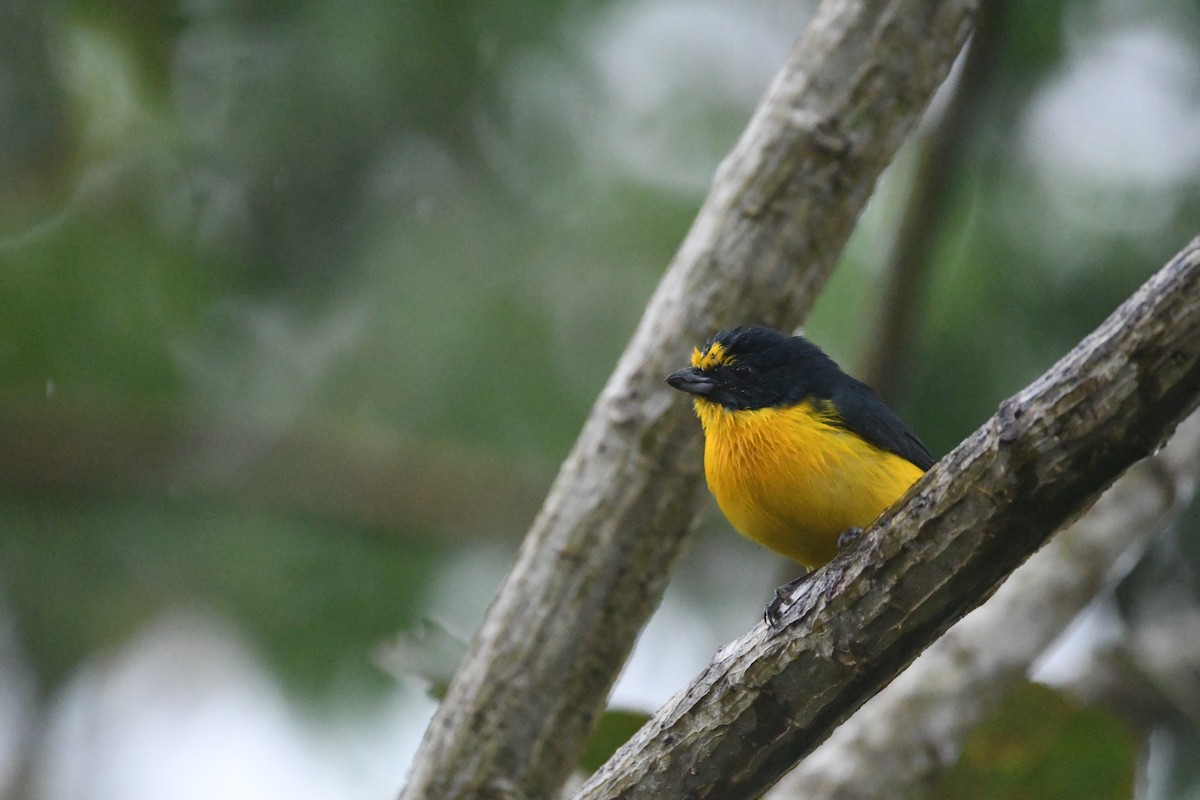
665, 325, 934, 626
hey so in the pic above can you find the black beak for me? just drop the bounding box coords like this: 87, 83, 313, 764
665, 367, 716, 398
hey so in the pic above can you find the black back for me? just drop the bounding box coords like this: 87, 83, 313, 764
825, 373, 935, 470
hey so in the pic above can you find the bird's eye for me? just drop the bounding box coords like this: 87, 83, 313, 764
733, 363, 752, 380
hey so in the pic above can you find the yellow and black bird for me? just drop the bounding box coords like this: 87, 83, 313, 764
666, 326, 934, 624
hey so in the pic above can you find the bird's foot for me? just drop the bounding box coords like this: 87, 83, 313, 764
837, 526, 864, 550
764, 529, 865, 629
764, 573, 810, 629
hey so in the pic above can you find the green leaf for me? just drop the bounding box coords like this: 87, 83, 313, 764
934, 681, 1139, 800
579, 708, 652, 775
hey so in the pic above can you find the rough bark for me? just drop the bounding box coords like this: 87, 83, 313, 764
399, 1, 979, 798
573, 237, 1200, 800
766, 408, 1200, 799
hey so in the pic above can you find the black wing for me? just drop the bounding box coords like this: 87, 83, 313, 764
828, 379, 935, 470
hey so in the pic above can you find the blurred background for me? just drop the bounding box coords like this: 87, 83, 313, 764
2, 0, 1200, 798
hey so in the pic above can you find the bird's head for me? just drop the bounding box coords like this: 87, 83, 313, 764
665, 326, 837, 411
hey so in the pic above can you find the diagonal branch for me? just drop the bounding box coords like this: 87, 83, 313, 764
766, 406, 1200, 799
399, 1, 979, 798
574, 237, 1200, 800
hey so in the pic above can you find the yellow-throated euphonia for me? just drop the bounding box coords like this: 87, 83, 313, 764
666, 326, 934, 625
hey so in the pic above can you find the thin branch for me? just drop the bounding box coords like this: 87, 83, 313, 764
399, 1, 979, 798
860, 0, 1004, 399
574, 237, 1200, 800
0, 405, 544, 541
766, 408, 1200, 799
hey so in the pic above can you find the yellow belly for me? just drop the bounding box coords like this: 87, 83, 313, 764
695, 398, 925, 569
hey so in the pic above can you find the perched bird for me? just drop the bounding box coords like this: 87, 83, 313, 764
666, 326, 934, 625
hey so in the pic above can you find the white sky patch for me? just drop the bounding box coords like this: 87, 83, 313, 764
31, 610, 427, 800
1022, 24, 1200, 190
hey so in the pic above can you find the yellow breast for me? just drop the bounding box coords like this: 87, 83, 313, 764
694, 398, 925, 569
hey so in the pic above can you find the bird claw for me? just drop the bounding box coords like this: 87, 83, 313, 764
836, 526, 864, 550
764, 573, 810, 629
765, 527, 867, 628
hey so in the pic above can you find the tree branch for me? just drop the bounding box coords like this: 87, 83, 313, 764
766, 408, 1200, 799
860, 0, 1003, 399
0, 405, 544, 541
399, 1, 979, 798
574, 237, 1200, 800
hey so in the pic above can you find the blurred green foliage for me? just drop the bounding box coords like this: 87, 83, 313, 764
1, 496, 446, 694
935, 682, 1137, 800
578, 708, 653, 775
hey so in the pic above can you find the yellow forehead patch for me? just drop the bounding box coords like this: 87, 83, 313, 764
692, 340, 733, 370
